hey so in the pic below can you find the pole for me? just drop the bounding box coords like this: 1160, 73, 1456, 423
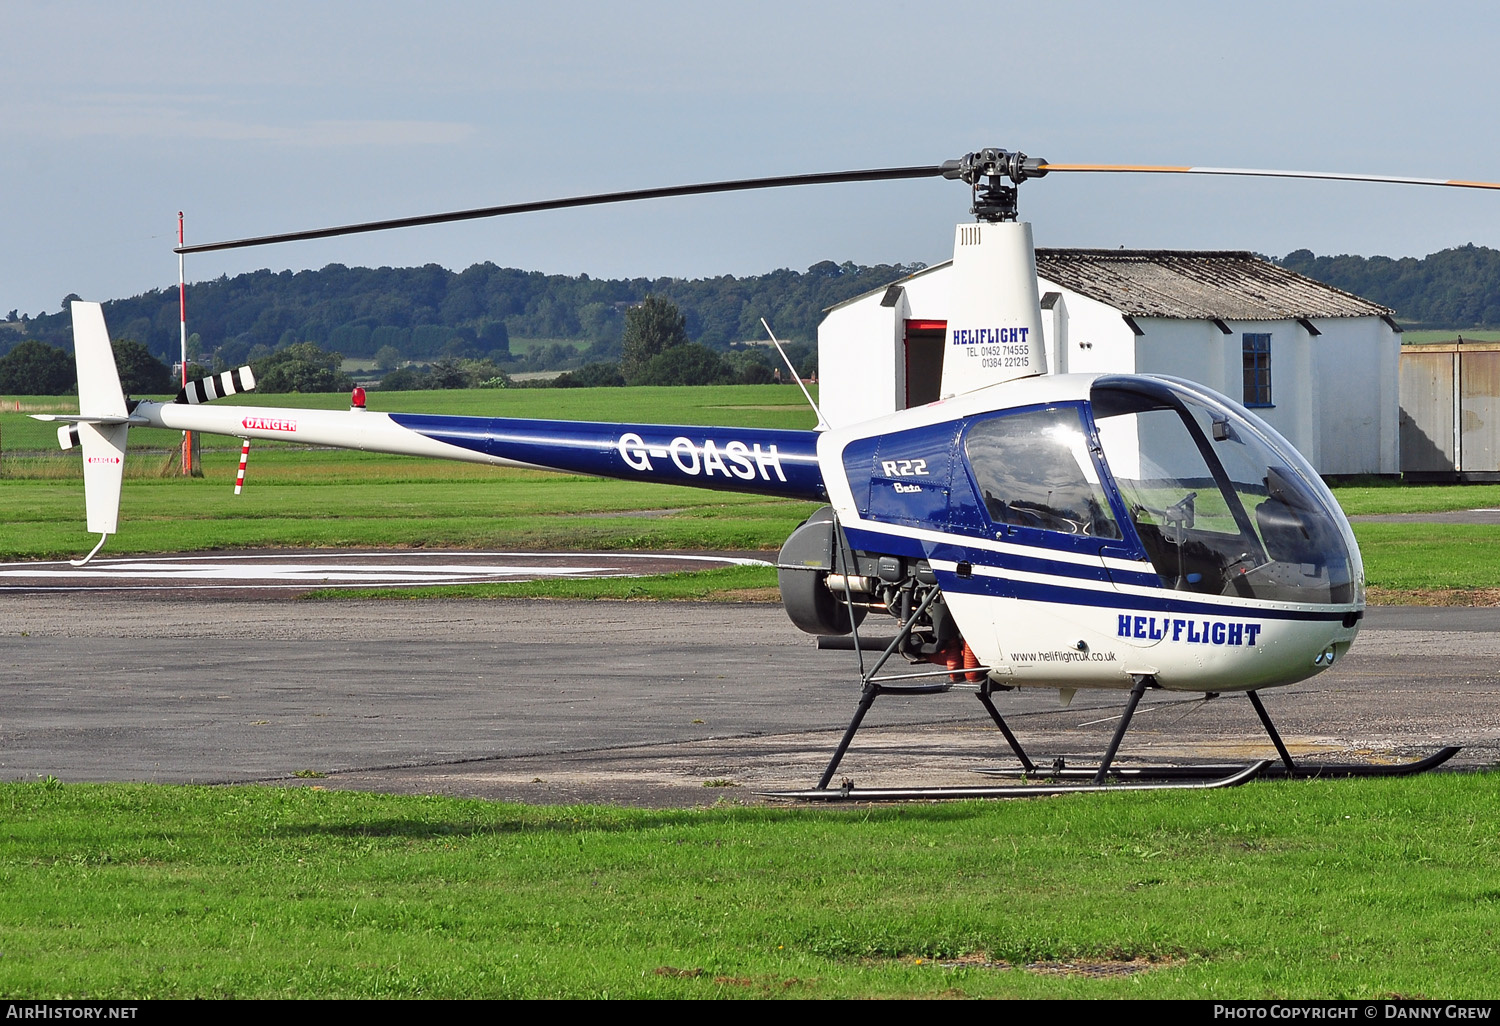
234, 438, 250, 495
178, 211, 196, 476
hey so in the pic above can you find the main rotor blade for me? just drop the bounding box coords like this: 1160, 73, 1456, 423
1039, 163, 1500, 191
175, 165, 946, 255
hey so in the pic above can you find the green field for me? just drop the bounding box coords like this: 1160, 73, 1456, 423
1402, 329, 1500, 345
4, 775, 1499, 999
0, 386, 823, 565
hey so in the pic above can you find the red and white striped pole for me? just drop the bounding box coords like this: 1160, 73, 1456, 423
178, 211, 196, 475
234, 438, 250, 495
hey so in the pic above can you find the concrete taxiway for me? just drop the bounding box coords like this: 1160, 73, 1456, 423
3, 581, 1497, 806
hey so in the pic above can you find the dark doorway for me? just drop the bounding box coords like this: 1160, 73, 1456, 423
904, 319, 947, 409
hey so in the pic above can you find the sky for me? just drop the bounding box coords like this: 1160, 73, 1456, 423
4, 0, 1500, 320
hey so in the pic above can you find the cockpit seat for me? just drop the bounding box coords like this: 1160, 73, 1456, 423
1256, 496, 1322, 567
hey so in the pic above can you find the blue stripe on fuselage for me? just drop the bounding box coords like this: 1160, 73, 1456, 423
388, 413, 826, 501
935, 568, 1351, 622
840, 524, 1162, 590
842, 523, 1347, 622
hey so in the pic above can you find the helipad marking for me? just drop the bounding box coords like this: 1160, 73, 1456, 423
0, 552, 772, 591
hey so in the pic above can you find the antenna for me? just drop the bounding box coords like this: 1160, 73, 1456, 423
760, 318, 828, 431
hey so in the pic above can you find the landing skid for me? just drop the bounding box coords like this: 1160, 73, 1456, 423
801, 542, 1460, 801
805, 590, 1462, 798
760, 760, 1269, 801
975, 745, 1462, 782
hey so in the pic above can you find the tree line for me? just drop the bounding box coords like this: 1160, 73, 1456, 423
4, 259, 924, 370
0, 295, 814, 395
8, 243, 1500, 395
1275, 244, 1500, 328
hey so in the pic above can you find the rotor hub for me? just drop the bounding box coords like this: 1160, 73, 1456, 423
941, 148, 1049, 222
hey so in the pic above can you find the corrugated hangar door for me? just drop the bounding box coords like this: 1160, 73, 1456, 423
1400, 346, 1457, 475
1400, 342, 1500, 480
1461, 347, 1500, 477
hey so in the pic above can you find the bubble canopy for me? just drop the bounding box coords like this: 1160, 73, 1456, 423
1086, 375, 1363, 606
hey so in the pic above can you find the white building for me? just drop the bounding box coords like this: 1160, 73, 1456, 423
818, 250, 1402, 476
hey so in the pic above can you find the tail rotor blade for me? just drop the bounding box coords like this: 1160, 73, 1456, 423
175, 366, 256, 405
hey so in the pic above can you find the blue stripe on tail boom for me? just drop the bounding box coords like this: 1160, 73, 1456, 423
389, 413, 826, 501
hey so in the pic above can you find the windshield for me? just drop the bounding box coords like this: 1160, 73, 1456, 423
1090, 377, 1362, 605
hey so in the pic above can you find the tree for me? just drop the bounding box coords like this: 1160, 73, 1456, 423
478, 319, 510, 355
378, 366, 429, 391
621, 295, 687, 384
553, 362, 625, 388
253, 342, 353, 393
111, 338, 173, 394
427, 357, 469, 389
439, 337, 477, 360
374, 345, 403, 371
0, 340, 74, 394
632, 343, 735, 386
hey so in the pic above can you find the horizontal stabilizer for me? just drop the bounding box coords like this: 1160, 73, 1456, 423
176, 366, 256, 405
32, 413, 137, 425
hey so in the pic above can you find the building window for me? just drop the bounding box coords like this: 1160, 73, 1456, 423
1243, 333, 1272, 407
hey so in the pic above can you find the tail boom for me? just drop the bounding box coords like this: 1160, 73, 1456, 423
139, 401, 826, 501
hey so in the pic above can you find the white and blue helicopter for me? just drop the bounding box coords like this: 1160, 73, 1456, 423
44, 149, 1489, 797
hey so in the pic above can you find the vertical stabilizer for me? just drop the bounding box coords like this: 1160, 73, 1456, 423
70, 301, 130, 559
937, 221, 1047, 399
72, 301, 128, 419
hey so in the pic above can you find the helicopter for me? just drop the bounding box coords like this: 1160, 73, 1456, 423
41, 148, 1490, 798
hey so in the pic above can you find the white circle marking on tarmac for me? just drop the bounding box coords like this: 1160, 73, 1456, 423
0, 551, 772, 590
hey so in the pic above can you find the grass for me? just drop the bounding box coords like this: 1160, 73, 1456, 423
0, 464, 818, 560
0, 386, 822, 562
3, 775, 1500, 998
0, 383, 820, 453
1352, 522, 1500, 592
1402, 330, 1500, 345
1330, 482, 1500, 516
1331, 484, 1500, 602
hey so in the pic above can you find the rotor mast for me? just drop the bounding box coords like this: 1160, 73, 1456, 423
936, 150, 1054, 399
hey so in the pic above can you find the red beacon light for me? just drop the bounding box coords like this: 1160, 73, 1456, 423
351, 386, 366, 410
